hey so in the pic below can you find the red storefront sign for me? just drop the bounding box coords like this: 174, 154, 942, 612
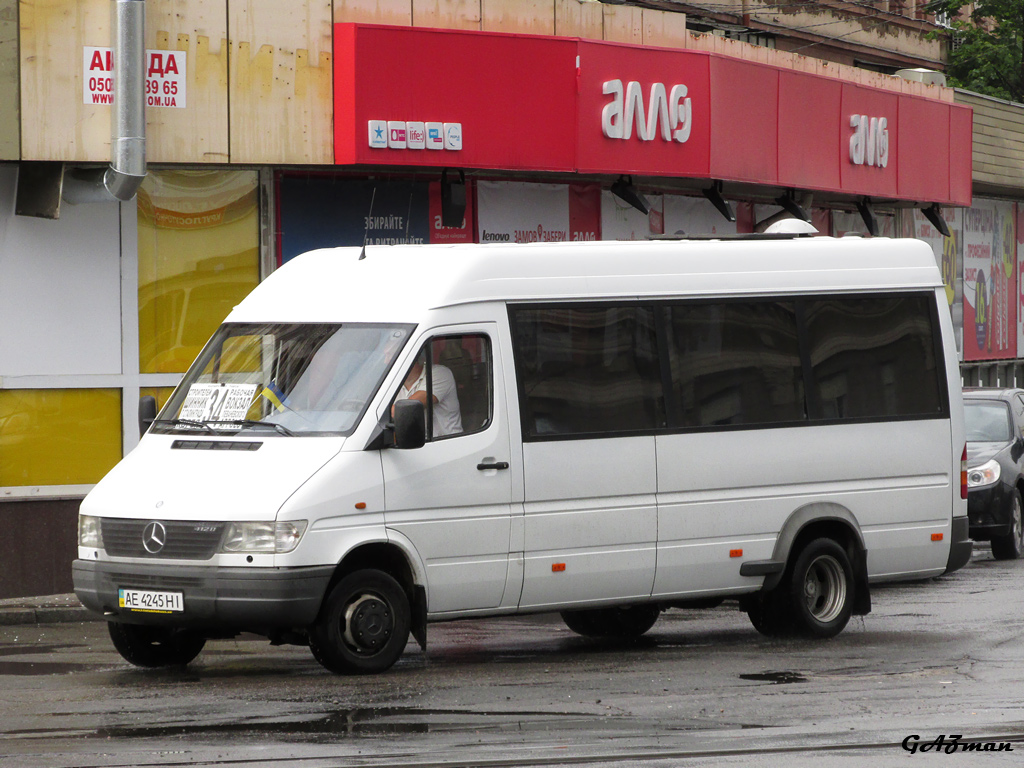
334, 24, 972, 207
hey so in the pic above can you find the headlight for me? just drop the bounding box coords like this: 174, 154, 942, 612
967, 459, 1000, 489
78, 515, 103, 548
220, 521, 307, 554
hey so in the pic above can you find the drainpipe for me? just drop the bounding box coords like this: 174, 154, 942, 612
62, 0, 146, 204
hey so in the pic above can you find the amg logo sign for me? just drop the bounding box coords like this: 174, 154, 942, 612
849, 115, 889, 168
601, 79, 693, 143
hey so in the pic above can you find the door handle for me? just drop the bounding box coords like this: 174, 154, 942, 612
477, 461, 509, 471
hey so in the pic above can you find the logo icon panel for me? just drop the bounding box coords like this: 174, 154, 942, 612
369, 120, 458, 151
444, 122, 463, 151
368, 120, 387, 149
142, 521, 167, 554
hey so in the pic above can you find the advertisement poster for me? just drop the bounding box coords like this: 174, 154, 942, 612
963, 199, 1016, 361
277, 177, 430, 263
427, 180, 475, 244
662, 195, 738, 237
1017, 204, 1024, 357
601, 191, 664, 240
912, 207, 964, 359
475, 181, 600, 243
831, 210, 896, 238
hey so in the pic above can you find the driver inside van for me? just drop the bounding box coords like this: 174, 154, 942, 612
397, 353, 462, 437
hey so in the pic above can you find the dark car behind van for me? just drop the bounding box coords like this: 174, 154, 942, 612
964, 388, 1024, 560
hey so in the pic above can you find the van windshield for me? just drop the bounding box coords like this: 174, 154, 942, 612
153, 322, 414, 436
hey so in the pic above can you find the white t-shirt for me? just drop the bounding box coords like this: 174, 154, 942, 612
400, 364, 463, 437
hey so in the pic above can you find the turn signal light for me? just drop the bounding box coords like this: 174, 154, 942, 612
552, 563, 566, 572
932, 533, 944, 542
729, 549, 743, 558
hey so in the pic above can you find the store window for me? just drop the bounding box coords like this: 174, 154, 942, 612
0, 389, 122, 486
137, 170, 260, 374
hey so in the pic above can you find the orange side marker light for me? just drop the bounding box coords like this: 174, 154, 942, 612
931, 533, 944, 542
355, 502, 367, 510
552, 563, 566, 572
729, 549, 743, 558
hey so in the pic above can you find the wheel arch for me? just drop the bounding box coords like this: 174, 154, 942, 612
766, 502, 870, 616
323, 535, 428, 649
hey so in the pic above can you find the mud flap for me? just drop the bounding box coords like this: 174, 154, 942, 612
411, 585, 427, 650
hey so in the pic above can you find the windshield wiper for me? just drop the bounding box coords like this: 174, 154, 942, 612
152, 418, 217, 434
218, 419, 296, 436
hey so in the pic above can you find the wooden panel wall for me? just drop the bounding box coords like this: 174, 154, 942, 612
335, 0, 412, 26
147, 1, 229, 163
957, 91, 1024, 195
641, 9, 687, 50
229, 0, 333, 164
0, 0, 18, 160
481, 0, 553, 35
412, 0, 480, 30
554, 0, 601, 40
602, 4, 642, 46
20, 0, 111, 161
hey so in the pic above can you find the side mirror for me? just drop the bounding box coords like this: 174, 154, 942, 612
393, 399, 426, 449
138, 395, 157, 438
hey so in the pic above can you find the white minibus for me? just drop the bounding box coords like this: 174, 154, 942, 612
74, 235, 971, 674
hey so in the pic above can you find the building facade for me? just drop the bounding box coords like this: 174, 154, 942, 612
0, 0, 1005, 598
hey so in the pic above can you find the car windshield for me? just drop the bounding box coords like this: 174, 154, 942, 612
964, 400, 1012, 443
153, 322, 414, 436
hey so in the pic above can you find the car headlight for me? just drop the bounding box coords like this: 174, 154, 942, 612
220, 521, 307, 554
967, 459, 1000, 489
78, 515, 103, 548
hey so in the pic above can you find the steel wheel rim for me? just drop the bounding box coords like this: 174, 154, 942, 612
342, 593, 394, 656
803, 554, 846, 623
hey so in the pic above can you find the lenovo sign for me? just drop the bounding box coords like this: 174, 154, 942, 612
849, 115, 889, 168
601, 79, 693, 143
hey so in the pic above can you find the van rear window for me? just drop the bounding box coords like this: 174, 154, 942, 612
509, 292, 947, 440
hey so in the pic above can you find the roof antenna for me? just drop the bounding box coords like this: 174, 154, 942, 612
359, 186, 377, 260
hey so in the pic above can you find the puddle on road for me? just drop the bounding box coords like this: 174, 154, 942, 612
739, 671, 807, 684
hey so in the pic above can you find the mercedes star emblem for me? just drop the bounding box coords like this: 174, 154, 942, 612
142, 521, 167, 554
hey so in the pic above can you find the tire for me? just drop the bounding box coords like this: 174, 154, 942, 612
991, 490, 1024, 561
308, 569, 411, 675
560, 605, 660, 639
785, 538, 855, 638
745, 591, 791, 637
107, 622, 206, 668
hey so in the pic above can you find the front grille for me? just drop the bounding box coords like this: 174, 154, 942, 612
101, 519, 225, 560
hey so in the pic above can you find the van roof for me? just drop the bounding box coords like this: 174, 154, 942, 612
228, 237, 943, 324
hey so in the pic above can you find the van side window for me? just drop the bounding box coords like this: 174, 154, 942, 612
510, 305, 665, 437
394, 334, 492, 441
803, 295, 943, 420
665, 301, 805, 428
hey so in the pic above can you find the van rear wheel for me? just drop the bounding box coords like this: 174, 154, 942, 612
107, 622, 206, 668
786, 538, 855, 638
560, 605, 660, 638
309, 569, 411, 675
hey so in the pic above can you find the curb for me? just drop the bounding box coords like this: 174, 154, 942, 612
0, 597, 102, 627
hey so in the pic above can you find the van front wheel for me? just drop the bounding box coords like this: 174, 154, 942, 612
560, 605, 660, 638
107, 622, 206, 667
309, 569, 411, 675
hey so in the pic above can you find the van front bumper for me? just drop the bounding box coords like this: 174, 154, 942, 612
73, 559, 334, 631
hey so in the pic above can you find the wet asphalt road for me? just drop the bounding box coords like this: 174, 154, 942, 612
1, 546, 1023, 768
